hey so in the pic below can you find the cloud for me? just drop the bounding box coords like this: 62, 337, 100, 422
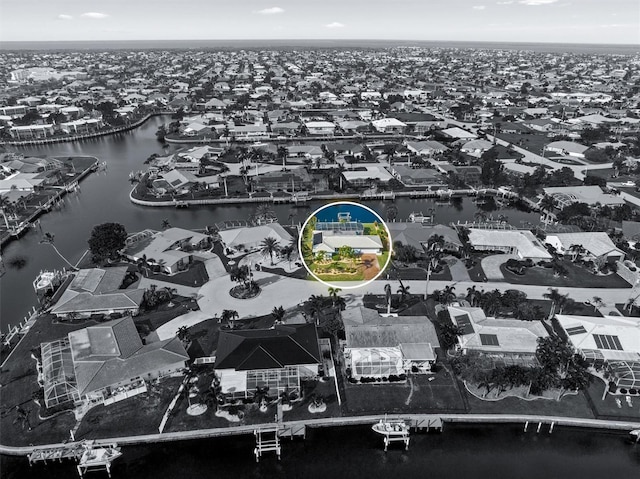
496, 1, 514, 4
519, 0, 558, 5
325, 22, 345, 28
57, 14, 73, 20
473, 5, 486, 9
81, 12, 110, 19
254, 7, 284, 15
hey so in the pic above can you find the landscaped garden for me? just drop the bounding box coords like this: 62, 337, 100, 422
500, 258, 632, 288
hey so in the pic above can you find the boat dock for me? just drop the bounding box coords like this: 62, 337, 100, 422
27, 441, 121, 478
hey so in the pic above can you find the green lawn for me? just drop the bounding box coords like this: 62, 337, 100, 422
501, 261, 632, 288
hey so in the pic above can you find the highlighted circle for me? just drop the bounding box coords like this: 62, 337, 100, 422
298, 201, 393, 290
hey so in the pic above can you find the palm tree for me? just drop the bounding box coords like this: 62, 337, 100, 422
221, 309, 239, 329
591, 296, 603, 312
384, 283, 392, 314
161, 218, 171, 229
176, 326, 190, 342
543, 287, 569, 319
568, 244, 586, 263
39, 232, 78, 270
272, 305, 286, 324
277, 145, 288, 170
327, 287, 342, 307
397, 284, 410, 304
466, 286, 480, 307
442, 285, 456, 305
385, 204, 398, 222
137, 254, 151, 277
260, 237, 281, 265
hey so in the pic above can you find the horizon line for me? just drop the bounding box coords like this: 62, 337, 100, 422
0, 38, 638, 47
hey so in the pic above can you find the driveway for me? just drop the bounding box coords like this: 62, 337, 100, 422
480, 254, 515, 282
448, 258, 471, 282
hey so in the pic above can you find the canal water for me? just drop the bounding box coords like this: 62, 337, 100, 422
2, 424, 639, 478
1, 116, 540, 329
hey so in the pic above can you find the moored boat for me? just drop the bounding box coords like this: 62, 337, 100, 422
372, 418, 409, 436
629, 429, 640, 443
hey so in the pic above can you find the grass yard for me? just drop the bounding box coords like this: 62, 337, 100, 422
343, 368, 467, 415
75, 377, 183, 440
500, 261, 632, 288
145, 260, 210, 287
465, 388, 595, 419
584, 380, 640, 421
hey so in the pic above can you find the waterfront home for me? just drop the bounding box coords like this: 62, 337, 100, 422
391, 165, 445, 186
554, 314, 640, 392
544, 232, 625, 264
213, 323, 321, 400
123, 228, 212, 274
9, 124, 56, 140
341, 164, 395, 187
59, 118, 103, 135
49, 267, 144, 319
40, 316, 188, 408
542, 185, 626, 209
448, 306, 548, 367
386, 223, 462, 253
312, 230, 383, 256
342, 306, 440, 378
304, 121, 336, 136
252, 169, 323, 193
467, 229, 552, 261
151, 169, 203, 194
371, 118, 407, 134
0, 172, 46, 192
219, 223, 292, 252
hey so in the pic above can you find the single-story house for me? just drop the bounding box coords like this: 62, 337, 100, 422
342, 306, 440, 377
545, 232, 625, 264
123, 228, 211, 274
342, 164, 395, 187
405, 140, 449, 156
391, 165, 445, 186
312, 230, 384, 256
213, 323, 321, 399
50, 267, 144, 319
467, 228, 552, 261
448, 306, 548, 366
461, 139, 493, 157
40, 316, 188, 407
387, 222, 463, 253
305, 121, 336, 136
542, 186, 626, 208
555, 314, 640, 391
371, 118, 407, 134
544, 141, 590, 159
219, 223, 293, 251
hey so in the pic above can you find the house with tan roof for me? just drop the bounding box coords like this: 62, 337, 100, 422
467, 229, 552, 261
545, 232, 625, 264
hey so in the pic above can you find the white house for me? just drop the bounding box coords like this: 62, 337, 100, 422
371, 118, 407, 134
305, 121, 336, 136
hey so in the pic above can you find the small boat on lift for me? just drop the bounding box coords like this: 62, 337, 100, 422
629, 429, 640, 443
408, 212, 433, 224
372, 417, 409, 437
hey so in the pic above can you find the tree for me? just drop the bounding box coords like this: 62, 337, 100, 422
260, 237, 281, 265
397, 284, 411, 303
385, 204, 398, 222
543, 287, 570, 318
591, 296, 604, 312
439, 323, 464, 349
161, 218, 171, 229
88, 223, 128, 264
221, 309, 239, 329
327, 287, 342, 307
272, 306, 286, 324
176, 326, 191, 343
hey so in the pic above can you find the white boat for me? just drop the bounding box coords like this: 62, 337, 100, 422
629, 429, 640, 442
372, 418, 409, 436
408, 212, 432, 224
78, 444, 122, 467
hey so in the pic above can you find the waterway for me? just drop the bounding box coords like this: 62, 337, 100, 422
1, 424, 639, 478
1, 116, 541, 329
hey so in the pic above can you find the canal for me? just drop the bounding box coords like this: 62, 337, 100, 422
1, 424, 639, 478
1, 116, 540, 329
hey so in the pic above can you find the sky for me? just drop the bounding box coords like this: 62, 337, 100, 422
0, 0, 638, 44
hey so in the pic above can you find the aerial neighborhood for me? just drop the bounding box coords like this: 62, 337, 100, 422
1, 45, 640, 458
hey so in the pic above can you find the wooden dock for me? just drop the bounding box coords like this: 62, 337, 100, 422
254, 427, 281, 462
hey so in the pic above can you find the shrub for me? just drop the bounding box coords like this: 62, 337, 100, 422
630, 388, 638, 395
620, 388, 628, 394
398, 374, 407, 381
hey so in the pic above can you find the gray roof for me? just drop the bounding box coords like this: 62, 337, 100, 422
343, 307, 440, 349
